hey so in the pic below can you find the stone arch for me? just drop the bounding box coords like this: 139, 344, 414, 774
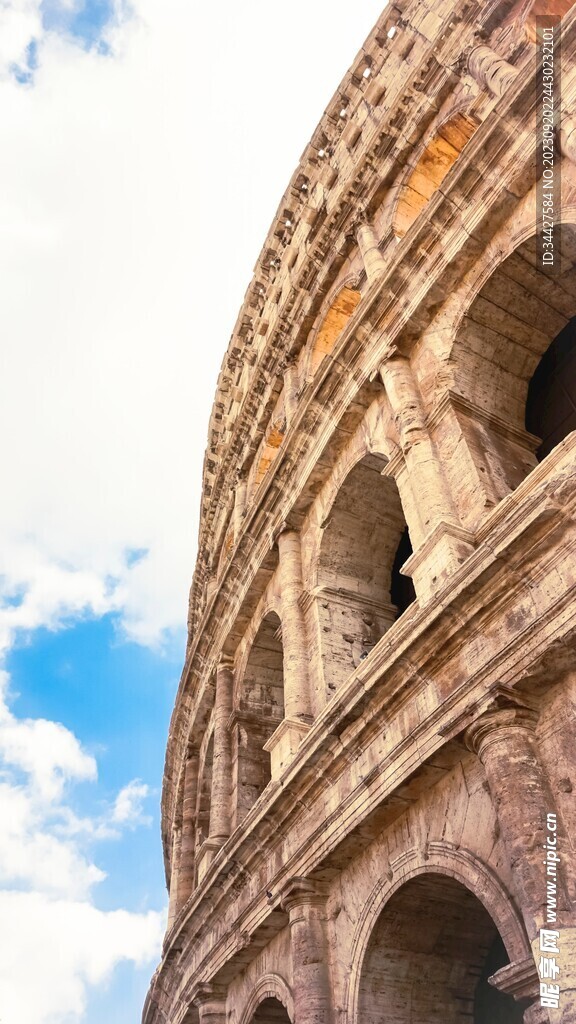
231, 610, 285, 827
239, 974, 294, 1024
346, 844, 530, 1024
308, 283, 362, 377
445, 221, 576, 503
413, 182, 576, 528
313, 448, 414, 695
392, 110, 481, 238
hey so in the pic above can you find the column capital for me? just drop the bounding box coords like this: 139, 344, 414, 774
280, 876, 328, 913
216, 656, 234, 675
190, 982, 227, 1007
378, 342, 407, 369
355, 219, 386, 284
276, 524, 299, 543
488, 955, 540, 1003
467, 44, 519, 98
465, 704, 539, 758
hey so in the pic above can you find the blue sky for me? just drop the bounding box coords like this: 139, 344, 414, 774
0, 0, 387, 1021
4, 613, 179, 1023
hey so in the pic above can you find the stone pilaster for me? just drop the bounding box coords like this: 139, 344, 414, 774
178, 750, 200, 909
466, 706, 576, 1023
380, 352, 474, 599
281, 878, 333, 1024
264, 532, 313, 778
197, 663, 234, 881
166, 824, 182, 932
356, 221, 386, 284
283, 360, 300, 426
277, 531, 312, 723
233, 478, 247, 538
191, 983, 227, 1024
467, 45, 519, 97
209, 661, 233, 841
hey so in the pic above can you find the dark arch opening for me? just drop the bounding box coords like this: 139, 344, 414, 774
358, 873, 525, 1024
251, 997, 291, 1023
526, 313, 576, 460
317, 454, 414, 694
390, 526, 415, 618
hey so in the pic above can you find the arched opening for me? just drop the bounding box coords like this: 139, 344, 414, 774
393, 111, 480, 238
232, 612, 284, 827
250, 997, 291, 1023
444, 225, 576, 519
309, 286, 362, 376
526, 313, 576, 460
357, 874, 525, 1024
317, 454, 414, 694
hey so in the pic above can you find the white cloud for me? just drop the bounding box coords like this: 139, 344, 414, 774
0, 671, 153, 893
112, 778, 151, 826
0, 670, 163, 1021
0, 890, 165, 1024
0, 669, 97, 801
0, 1, 42, 74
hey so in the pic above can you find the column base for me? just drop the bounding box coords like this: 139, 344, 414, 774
263, 717, 312, 779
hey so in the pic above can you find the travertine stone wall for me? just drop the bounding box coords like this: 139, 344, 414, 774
144, 2, 576, 1023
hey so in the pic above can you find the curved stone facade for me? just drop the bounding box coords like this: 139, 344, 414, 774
143, 3, 576, 1023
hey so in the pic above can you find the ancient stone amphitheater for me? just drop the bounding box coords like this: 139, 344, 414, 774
143, 2, 576, 1022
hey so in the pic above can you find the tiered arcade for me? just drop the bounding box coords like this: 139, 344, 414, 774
144, 2, 576, 1022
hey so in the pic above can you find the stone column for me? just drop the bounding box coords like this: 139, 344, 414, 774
466, 706, 576, 1023
191, 983, 227, 1024
196, 662, 234, 882
277, 531, 312, 724
208, 660, 234, 841
265, 532, 313, 777
283, 360, 300, 426
380, 352, 474, 599
356, 221, 386, 284
233, 478, 247, 538
281, 878, 333, 1024
177, 750, 200, 908
467, 45, 519, 98
166, 824, 182, 932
